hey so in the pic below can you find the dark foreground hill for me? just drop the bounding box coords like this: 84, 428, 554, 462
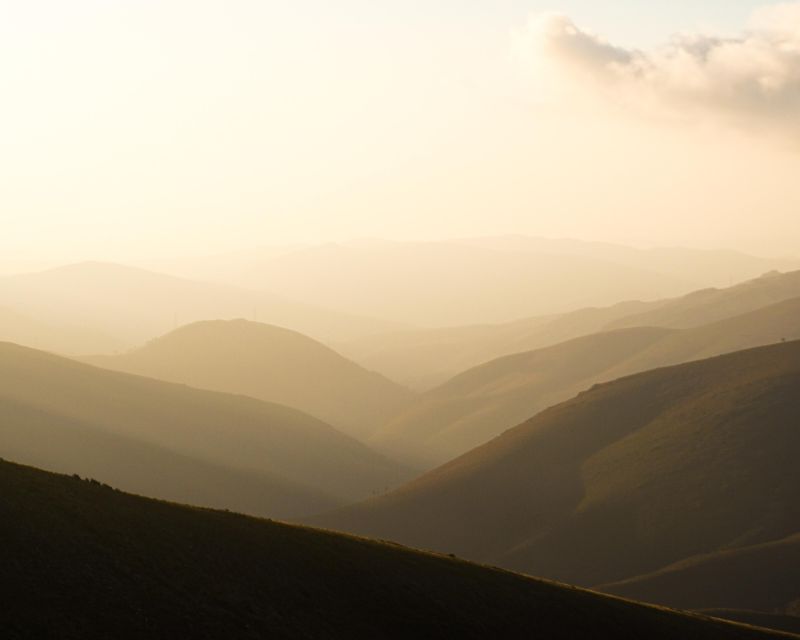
373, 297, 800, 465
0, 342, 407, 518
0, 459, 789, 640
85, 320, 415, 441
311, 341, 800, 594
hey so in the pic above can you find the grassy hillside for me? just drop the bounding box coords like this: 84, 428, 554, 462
372, 327, 672, 465
339, 269, 800, 390
609, 270, 800, 331
601, 534, 800, 615
338, 301, 662, 390
0, 458, 788, 640
85, 319, 415, 441
0, 342, 408, 516
311, 341, 800, 594
0, 261, 404, 350
373, 297, 800, 466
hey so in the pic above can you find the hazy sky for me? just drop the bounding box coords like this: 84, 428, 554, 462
2, 1, 799, 263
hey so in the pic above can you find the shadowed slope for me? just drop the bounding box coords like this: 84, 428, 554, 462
85, 320, 415, 440
700, 613, 800, 636
1, 398, 336, 519
373, 297, 800, 466
601, 534, 800, 615
0, 459, 788, 640
311, 342, 800, 591
0, 342, 407, 514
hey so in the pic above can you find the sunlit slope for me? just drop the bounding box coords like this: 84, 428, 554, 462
0, 459, 787, 640
85, 319, 415, 440
373, 297, 800, 465
609, 270, 800, 331
339, 269, 800, 390
312, 341, 800, 590
371, 327, 671, 464
601, 533, 800, 615
0, 262, 404, 350
0, 342, 407, 511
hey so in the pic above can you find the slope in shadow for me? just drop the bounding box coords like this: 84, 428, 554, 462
0, 458, 787, 640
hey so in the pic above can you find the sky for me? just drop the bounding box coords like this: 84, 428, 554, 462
1, 0, 799, 263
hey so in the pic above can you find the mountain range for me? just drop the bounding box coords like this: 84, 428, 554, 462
0, 262, 404, 354
340, 269, 800, 389
84, 319, 415, 441
0, 342, 409, 518
311, 341, 800, 599
373, 296, 800, 465
0, 458, 787, 640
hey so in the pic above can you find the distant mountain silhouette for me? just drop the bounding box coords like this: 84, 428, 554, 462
373, 297, 800, 465
340, 269, 800, 389
601, 533, 800, 616
311, 342, 800, 598
0, 458, 784, 640
608, 270, 800, 330
0, 342, 408, 517
0, 305, 122, 355
158, 237, 799, 329
455, 236, 800, 289
85, 320, 415, 440
235, 241, 698, 326
0, 262, 405, 351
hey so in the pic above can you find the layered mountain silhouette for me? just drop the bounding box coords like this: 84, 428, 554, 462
0, 342, 408, 518
0, 262, 404, 353
454, 236, 800, 289
0, 305, 122, 355
160, 238, 799, 329
236, 241, 697, 326
311, 342, 800, 597
373, 297, 800, 465
340, 269, 800, 389
84, 320, 415, 441
0, 458, 786, 640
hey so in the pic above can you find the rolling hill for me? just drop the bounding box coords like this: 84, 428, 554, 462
0, 342, 408, 517
84, 320, 415, 440
338, 269, 800, 390
311, 341, 800, 596
601, 533, 800, 616
608, 270, 800, 331
372, 297, 800, 465
0, 458, 789, 640
0, 262, 404, 352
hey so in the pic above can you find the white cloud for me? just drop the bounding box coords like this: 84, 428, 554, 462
515, 5, 800, 132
